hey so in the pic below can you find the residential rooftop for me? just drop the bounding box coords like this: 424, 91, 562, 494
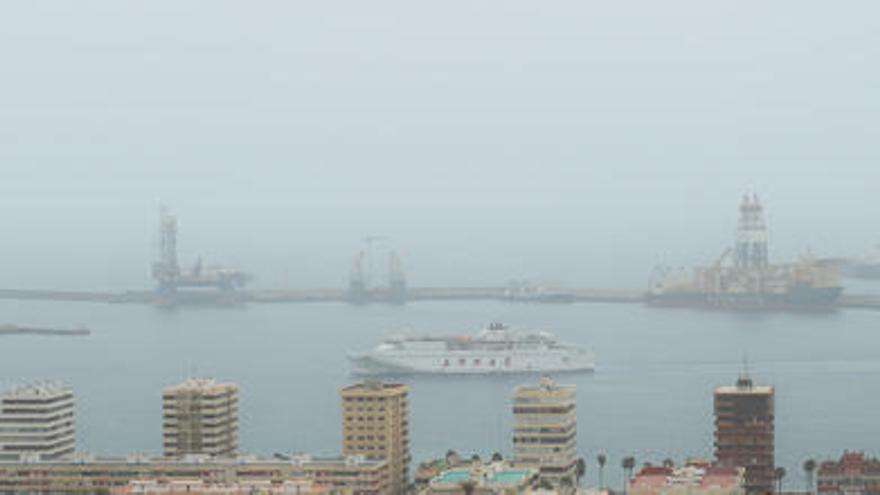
1, 381, 71, 400
0, 453, 386, 467
341, 382, 407, 393
714, 385, 774, 395
513, 377, 575, 395
630, 461, 744, 495
162, 378, 237, 394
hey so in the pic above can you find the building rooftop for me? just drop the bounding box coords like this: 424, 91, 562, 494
0, 453, 387, 468
114, 479, 332, 495
1, 381, 71, 400
514, 377, 575, 395
630, 462, 744, 495
715, 373, 773, 395
714, 384, 773, 395
341, 381, 408, 394
163, 378, 237, 394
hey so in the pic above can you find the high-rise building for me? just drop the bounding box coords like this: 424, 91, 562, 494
714, 373, 774, 495
0, 382, 75, 461
162, 378, 238, 458
341, 382, 410, 495
512, 377, 577, 484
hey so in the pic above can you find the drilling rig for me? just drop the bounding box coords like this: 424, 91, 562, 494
647, 194, 842, 311
347, 236, 407, 304
151, 207, 249, 307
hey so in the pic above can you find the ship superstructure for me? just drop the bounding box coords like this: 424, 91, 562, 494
348, 322, 594, 375
648, 194, 843, 310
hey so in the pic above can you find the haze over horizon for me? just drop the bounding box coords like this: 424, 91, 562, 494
1, 1, 877, 290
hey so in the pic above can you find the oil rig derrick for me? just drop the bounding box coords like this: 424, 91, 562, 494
734, 194, 769, 270
151, 207, 249, 307
152, 205, 180, 294
347, 236, 407, 304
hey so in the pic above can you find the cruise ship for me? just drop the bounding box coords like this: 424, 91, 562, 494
348, 322, 595, 375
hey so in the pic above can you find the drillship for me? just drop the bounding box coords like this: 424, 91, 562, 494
348, 322, 595, 375
647, 194, 843, 311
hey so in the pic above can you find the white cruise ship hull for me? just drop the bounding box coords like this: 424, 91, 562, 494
348, 349, 595, 376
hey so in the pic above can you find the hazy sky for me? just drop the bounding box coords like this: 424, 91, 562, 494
1, 1, 877, 290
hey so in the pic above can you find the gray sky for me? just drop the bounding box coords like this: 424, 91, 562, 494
1, 1, 877, 289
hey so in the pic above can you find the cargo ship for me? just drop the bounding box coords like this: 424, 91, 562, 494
647, 194, 843, 311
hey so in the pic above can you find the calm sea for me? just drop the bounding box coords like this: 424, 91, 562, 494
2, 298, 880, 488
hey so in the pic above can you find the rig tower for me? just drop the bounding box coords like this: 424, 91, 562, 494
346, 237, 407, 304
152, 206, 181, 297
734, 194, 769, 270
150, 207, 248, 307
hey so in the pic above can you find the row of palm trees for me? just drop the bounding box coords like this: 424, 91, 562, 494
590, 453, 820, 494
450, 450, 820, 493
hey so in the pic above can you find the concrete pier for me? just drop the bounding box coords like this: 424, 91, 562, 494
0, 287, 878, 310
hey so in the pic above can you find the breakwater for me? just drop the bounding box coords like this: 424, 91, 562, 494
0, 287, 878, 310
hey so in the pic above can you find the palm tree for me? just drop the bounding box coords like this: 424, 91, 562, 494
662, 458, 674, 469
597, 453, 607, 489
622, 456, 636, 495
803, 459, 817, 495
775, 466, 787, 495
491, 452, 503, 463
576, 457, 587, 487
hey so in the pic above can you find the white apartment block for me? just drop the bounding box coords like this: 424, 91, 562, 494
0, 381, 75, 461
